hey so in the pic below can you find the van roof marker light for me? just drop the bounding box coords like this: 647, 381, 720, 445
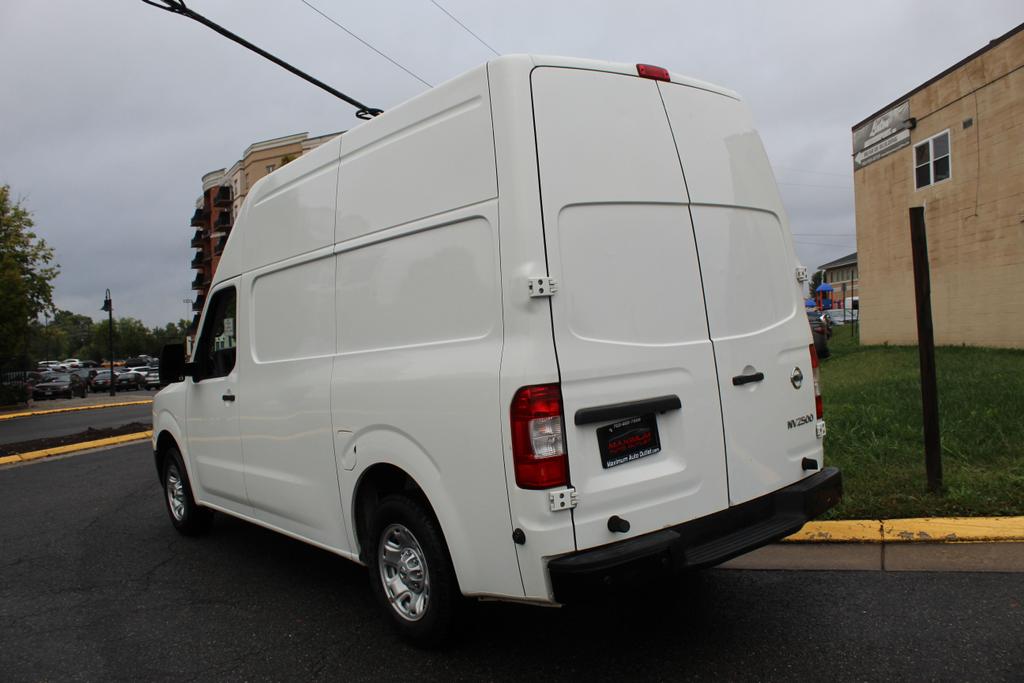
636, 64, 671, 82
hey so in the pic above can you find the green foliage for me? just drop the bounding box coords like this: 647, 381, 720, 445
807, 269, 824, 299
28, 309, 191, 363
0, 185, 59, 367
821, 326, 1024, 518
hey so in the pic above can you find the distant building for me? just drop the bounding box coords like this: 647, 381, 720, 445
188, 131, 340, 335
852, 22, 1023, 348
817, 251, 858, 307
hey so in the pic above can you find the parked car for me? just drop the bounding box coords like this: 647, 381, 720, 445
32, 373, 87, 400
807, 311, 831, 359
143, 367, 162, 390
116, 370, 146, 391
152, 56, 841, 645
123, 357, 151, 370
79, 360, 100, 368
91, 371, 117, 392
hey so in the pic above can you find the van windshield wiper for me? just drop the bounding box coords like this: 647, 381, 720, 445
140, 0, 383, 120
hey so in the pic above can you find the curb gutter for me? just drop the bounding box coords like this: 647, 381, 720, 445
0, 400, 153, 421
0, 431, 153, 466
786, 518, 1024, 544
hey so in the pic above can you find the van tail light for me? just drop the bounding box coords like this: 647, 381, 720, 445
809, 343, 823, 419
636, 64, 670, 82
511, 384, 569, 489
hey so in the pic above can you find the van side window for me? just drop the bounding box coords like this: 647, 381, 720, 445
195, 287, 237, 380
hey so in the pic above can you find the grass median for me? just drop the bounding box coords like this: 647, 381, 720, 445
821, 325, 1024, 519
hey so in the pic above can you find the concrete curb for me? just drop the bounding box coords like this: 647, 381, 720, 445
786, 518, 1024, 544
0, 431, 153, 466
0, 400, 153, 421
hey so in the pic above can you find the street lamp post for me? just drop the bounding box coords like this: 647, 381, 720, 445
101, 289, 115, 397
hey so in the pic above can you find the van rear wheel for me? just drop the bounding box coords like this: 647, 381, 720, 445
368, 494, 460, 646
161, 446, 213, 536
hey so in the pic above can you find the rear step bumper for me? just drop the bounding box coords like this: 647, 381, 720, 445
547, 467, 842, 603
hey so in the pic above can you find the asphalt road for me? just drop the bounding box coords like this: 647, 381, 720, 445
1, 443, 1022, 682
0, 402, 153, 446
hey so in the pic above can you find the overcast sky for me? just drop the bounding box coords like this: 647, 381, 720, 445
1, 1, 1021, 326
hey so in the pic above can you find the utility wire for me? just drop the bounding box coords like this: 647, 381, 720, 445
140, 0, 382, 118
429, 0, 500, 57
773, 165, 851, 178
299, 0, 432, 87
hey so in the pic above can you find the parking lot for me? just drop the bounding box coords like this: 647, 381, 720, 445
1, 442, 1022, 681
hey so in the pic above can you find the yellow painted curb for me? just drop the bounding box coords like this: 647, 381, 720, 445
0, 431, 153, 466
0, 400, 152, 421
785, 517, 1024, 543
783, 520, 883, 543
882, 517, 1024, 543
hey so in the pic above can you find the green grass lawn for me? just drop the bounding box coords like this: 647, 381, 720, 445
821, 324, 1024, 519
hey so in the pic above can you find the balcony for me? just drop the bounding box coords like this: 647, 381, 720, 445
215, 234, 229, 254
190, 208, 209, 227
190, 229, 204, 248
192, 294, 206, 312
191, 272, 208, 290
187, 313, 200, 335
214, 185, 232, 207
190, 251, 206, 269
215, 210, 232, 230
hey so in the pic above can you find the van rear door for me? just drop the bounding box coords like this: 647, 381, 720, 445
657, 82, 822, 506
531, 67, 729, 551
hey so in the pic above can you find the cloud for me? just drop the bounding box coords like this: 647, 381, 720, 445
1, 0, 1020, 324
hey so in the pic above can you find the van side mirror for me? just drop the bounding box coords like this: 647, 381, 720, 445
159, 343, 188, 385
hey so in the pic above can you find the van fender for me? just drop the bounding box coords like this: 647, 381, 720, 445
342, 426, 473, 586
152, 408, 200, 496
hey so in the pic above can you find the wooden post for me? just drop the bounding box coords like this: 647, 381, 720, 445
909, 207, 942, 493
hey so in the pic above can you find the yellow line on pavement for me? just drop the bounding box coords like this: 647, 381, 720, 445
0, 400, 152, 421
0, 431, 153, 466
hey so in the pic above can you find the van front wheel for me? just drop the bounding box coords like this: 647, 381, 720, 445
368, 495, 460, 646
162, 446, 213, 536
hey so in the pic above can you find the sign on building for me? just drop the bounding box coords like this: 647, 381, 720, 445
852, 101, 912, 169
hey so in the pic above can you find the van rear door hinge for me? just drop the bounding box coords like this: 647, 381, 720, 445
528, 277, 558, 298
549, 487, 577, 512
795, 266, 809, 283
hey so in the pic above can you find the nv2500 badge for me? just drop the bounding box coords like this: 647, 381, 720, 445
787, 413, 814, 429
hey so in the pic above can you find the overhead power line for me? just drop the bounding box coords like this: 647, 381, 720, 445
299, 0, 432, 88
140, 0, 382, 119
430, 0, 500, 57
773, 165, 851, 178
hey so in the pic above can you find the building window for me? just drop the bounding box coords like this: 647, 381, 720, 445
914, 131, 950, 189
266, 164, 275, 174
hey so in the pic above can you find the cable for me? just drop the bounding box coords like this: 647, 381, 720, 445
140, 0, 382, 118
778, 181, 851, 189
299, 0, 432, 88
429, 0, 500, 57
773, 165, 851, 178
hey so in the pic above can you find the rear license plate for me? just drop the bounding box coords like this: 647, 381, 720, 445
598, 413, 661, 469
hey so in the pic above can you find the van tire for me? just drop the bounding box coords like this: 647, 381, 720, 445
368, 494, 460, 647
161, 446, 213, 536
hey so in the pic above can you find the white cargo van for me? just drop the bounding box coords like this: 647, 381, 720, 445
154, 55, 841, 643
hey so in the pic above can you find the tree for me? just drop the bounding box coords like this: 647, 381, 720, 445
0, 185, 59, 368
808, 269, 825, 301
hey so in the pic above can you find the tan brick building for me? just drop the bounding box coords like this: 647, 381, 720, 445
852, 23, 1024, 348
188, 131, 339, 335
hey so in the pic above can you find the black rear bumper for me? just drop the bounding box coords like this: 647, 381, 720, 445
547, 467, 842, 603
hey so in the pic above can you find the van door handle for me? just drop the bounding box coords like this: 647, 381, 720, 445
222, 392, 236, 402
732, 372, 765, 386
